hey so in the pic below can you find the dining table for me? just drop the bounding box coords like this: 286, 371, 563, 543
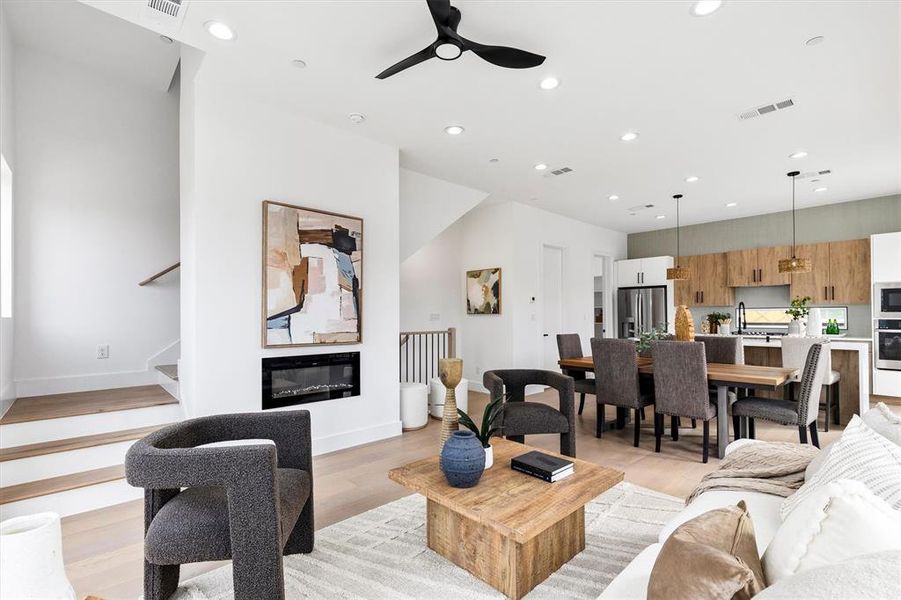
558, 355, 798, 459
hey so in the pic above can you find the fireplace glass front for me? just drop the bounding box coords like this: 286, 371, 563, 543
262, 352, 360, 410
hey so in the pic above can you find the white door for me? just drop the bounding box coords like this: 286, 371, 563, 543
542, 245, 564, 371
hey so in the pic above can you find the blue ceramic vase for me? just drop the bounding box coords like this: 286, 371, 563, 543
440, 431, 485, 488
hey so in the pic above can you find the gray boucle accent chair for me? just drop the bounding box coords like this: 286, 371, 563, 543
556, 333, 595, 416
650, 340, 718, 463
483, 369, 576, 457
591, 338, 655, 447
125, 410, 314, 600
732, 343, 828, 448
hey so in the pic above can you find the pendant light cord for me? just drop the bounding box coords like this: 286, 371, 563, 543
673, 194, 683, 266
791, 173, 796, 256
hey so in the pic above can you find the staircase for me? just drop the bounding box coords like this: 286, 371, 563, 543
0, 385, 183, 519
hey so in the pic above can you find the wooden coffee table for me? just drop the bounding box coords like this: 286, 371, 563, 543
388, 439, 624, 599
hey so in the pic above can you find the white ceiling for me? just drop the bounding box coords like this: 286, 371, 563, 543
4, 0, 179, 92
76, 1, 901, 232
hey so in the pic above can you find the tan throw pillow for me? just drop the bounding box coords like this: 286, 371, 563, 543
648, 500, 766, 600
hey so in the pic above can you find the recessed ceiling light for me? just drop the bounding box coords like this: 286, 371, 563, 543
608, 195, 619, 201
204, 20, 236, 41
655, 215, 666, 220
444, 125, 464, 135
805, 36, 825, 47
789, 150, 808, 159
684, 176, 700, 183
539, 77, 559, 90
689, 1, 724, 17
814, 187, 828, 193
534, 163, 548, 171
348, 113, 365, 124
725, 202, 738, 207
620, 131, 639, 142
159, 35, 174, 44
291, 59, 307, 69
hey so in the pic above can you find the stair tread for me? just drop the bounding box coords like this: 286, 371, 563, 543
0, 385, 178, 425
155, 364, 179, 381
0, 465, 127, 505
0, 424, 169, 462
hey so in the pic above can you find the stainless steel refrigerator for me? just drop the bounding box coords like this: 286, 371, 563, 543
617, 286, 668, 339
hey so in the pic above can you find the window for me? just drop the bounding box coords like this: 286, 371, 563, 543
1, 154, 11, 318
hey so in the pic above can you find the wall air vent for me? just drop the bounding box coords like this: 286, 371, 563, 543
543, 166, 574, 178
141, 0, 188, 31
738, 97, 796, 120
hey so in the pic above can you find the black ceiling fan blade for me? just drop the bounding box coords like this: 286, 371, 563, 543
426, 0, 452, 29
375, 46, 435, 79
463, 40, 545, 69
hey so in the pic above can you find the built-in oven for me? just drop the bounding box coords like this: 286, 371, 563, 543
875, 319, 901, 371
875, 283, 901, 319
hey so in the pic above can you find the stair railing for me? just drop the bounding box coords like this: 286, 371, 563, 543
399, 327, 456, 384
139, 262, 180, 286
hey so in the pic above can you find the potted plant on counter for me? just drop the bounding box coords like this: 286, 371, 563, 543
458, 395, 504, 469
785, 295, 811, 336
706, 312, 732, 334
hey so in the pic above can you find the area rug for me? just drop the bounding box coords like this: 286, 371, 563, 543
172, 481, 682, 599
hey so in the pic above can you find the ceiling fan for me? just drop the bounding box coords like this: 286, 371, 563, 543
375, 0, 546, 79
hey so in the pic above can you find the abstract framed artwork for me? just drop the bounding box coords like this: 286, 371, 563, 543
466, 268, 501, 315
263, 200, 363, 347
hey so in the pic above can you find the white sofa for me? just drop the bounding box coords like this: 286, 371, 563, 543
599, 439, 785, 599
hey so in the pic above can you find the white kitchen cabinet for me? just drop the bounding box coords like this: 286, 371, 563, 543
615, 256, 673, 287
871, 232, 901, 283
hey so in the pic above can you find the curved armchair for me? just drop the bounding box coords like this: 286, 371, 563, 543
483, 369, 576, 457
125, 410, 314, 600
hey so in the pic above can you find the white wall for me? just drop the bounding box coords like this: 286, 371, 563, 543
12, 46, 180, 396
400, 220, 464, 335
181, 72, 401, 454
0, 5, 16, 412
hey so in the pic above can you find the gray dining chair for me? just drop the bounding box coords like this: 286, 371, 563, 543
483, 369, 576, 457
650, 340, 717, 463
557, 333, 595, 416
696, 334, 745, 431
732, 342, 829, 447
125, 411, 314, 600
591, 338, 655, 447
782, 336, 841, 431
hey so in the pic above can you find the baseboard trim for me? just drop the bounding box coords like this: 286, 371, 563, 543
312, 420, 402, 456
15, 370, 158, 398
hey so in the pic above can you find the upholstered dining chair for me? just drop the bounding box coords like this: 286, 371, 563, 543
782, 336, 841, 431
483, 369, 576, 457
650, 340, 718, 463
125, 411, 314, 600
733, 342, 829, 447
591, 338, 655, 447
696, 334, 745, 431
557, 333, 595, 416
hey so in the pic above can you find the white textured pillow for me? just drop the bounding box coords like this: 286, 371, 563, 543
782, 416, 901, 518
864, 402, 901, 446
756, 550, 901, 600
764, 479, 901, 583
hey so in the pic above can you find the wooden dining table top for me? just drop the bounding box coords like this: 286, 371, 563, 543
558, 356, 798, 389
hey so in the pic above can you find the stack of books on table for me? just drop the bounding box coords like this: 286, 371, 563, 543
511, 450, 574, 482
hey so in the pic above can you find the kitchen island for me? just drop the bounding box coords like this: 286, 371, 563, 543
737, 336, 871, 424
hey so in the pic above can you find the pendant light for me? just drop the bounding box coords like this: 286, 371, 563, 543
778, 171, 812, 274
666, 194, 691, 280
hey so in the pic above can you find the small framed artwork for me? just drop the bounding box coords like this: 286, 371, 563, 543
263, 200, 363, 347
466, 268, 501, 315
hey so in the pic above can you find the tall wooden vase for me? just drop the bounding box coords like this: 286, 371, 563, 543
438, 358, 463, 450
675, 305, 695, 341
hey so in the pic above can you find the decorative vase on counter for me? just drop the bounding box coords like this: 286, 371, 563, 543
0, 512, 76, 600
719, 322, 731, 336
675, 305, 695, 341
440, 431, 485, 488
788, 319, 802, 336
438, 358, 463, 450
484, 444, 494, 469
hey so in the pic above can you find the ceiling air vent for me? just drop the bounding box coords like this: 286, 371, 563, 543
738, 97, 796, 120
797, 169, 832, 180
626, 204, 655, 212
543, 167, 574, 178
141, 0, 188, 31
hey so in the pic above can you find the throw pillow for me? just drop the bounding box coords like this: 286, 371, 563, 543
648, 500, 765, 600
782, 416, 901, 518
755, 550, 901, 600
804, 441, 832, 481
805, 404, 901, 481
763, 479, 901, 584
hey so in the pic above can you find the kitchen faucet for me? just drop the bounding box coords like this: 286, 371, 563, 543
737, 301, 747, 335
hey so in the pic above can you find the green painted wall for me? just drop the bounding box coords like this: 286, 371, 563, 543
627, 194, 901, 259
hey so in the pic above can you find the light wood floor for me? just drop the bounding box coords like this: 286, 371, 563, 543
0, 386, 177, 424
62, 389, 852, 599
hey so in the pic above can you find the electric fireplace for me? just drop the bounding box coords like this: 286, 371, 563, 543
262, 352, 360, 410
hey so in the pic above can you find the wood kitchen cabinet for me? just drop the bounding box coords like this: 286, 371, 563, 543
675, 253, 734, 307
726, 246, 791, 287
790, 239, 870, 304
